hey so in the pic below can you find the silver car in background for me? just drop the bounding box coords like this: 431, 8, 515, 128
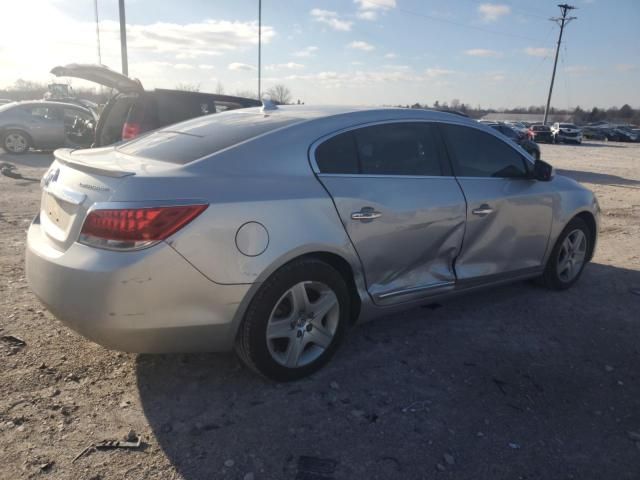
26, 105, 599, 380
0, 100, 96, 153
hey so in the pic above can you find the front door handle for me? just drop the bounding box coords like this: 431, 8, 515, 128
351, 207, 382, 221
472, 205, 493, 216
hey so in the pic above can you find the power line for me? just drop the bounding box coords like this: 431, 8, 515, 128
94, 0, 102, 65
543, 4, 577, 124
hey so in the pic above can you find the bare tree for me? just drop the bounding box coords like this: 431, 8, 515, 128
215, 82, 225, 95
174, 82, 201, 92
265, 84, 292, 105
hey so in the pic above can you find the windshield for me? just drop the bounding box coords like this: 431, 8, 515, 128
117, 111, 304, 164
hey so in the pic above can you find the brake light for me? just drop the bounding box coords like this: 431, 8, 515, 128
79, 204, 208, 250
122, 122, 142, 140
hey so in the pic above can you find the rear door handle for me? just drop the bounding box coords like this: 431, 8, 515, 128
472, 205, 493, 216
351, 208, 382, 221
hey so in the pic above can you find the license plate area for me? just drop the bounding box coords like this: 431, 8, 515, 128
43, 193, 74, 233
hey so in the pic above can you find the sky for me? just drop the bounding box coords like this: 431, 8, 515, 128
0, 0, 638, 109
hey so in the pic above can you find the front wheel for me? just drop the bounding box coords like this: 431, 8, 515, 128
541, 217, 591, 290
235, 258, 350, 381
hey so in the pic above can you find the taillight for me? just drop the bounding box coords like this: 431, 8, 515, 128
79, 204, 208, 250
122, 122, 142, 140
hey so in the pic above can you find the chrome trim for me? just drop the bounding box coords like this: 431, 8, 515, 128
377, 280, 455, 300
351, 211, 382, 220
317, 173, 455, 180
43, 183, 86, 206
472, 207, 494, 216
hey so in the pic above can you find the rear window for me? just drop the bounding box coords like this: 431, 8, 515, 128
559, 124, 577, 128
117, 111, 301, 164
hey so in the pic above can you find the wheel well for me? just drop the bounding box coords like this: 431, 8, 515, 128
575, 211, 597, 261
303, 252, 362, 324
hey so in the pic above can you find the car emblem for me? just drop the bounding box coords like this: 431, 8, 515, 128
42, 168, 60, 188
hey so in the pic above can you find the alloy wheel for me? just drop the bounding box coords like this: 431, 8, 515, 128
557, 229, 587, 282
4, 133, 28, 153
266, 281, 339, 368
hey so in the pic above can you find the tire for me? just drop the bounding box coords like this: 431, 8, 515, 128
541, 217, 591, 290
235, 258, 350, 381
2, 130, 31, 154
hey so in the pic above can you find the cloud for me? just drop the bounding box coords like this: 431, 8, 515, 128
424, 68, 455, 78
310, 9, 353, 31
348, 41, 375, 52
524, 47, 553, 57
199, 64, 215, 70
383, 65, 412, 71
292, 46, 319, 57
228, 62, 257, 71
384, 52, 397, 59
354, 0, 397, 20
564, 65, 594, 75
174, 63, 195, 70
478, 3, 511, 22
615, 63, 636, 72
465, 48, 502, 57
265, 62, 305, 71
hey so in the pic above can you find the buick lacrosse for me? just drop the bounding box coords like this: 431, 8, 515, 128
26, 105, 599, 380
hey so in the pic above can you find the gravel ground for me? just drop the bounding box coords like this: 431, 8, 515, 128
1, 142, 639, 480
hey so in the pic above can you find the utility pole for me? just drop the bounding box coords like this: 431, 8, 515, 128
258, 0, 262, 99
94, 0, 102, 65
543, 4, 576, 125
118, 0, 129, 76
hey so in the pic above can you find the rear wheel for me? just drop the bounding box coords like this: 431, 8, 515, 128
235, 258, 350, 381
541, 217, 591, 290
2, 130, 30, 154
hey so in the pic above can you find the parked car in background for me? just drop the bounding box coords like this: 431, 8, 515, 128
613, 126, 639, 142
581, 126, 608, 141
0, 101, 96, 153
551, 123, 583, 144
26, 105, 598, 380
488, 122, 541, 160
529, 124, 554, 143
51, 64, 261, 146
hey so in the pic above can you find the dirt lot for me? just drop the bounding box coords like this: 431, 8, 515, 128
1, 142, 639, 480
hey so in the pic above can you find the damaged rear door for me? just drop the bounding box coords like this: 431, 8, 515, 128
311, 121, 466, 305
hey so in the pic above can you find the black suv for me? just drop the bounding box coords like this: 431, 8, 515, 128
51, 64, 261, 147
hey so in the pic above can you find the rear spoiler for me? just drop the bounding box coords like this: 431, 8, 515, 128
54, 148, 135, 178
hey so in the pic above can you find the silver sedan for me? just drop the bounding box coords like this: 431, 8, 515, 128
26, 105, 599, 380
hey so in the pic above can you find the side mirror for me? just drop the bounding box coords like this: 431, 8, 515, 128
533, 158, 554, 181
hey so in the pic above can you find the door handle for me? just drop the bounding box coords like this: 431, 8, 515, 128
351, 208, 382, 221
472, 205, 493, 216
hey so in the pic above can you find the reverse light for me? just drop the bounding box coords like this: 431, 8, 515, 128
122, 122, 142, 140
79, 204, 208, 250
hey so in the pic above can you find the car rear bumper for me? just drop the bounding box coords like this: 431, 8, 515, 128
26, 217, 250, 353
556, 133, 583, 142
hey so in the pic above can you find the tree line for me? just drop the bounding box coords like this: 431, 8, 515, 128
401, 99, 639, 125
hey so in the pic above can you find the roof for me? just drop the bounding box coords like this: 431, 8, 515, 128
235, 104, 477, 124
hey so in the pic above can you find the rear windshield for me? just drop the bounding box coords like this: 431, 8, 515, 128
532, 126, 550, 131
117, 111, 302, 164
559, 124, 577, 128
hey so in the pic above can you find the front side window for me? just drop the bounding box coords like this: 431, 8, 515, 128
440, 124, 529, 178
315, 122, 445, 176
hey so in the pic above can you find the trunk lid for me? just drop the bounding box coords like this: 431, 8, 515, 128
39, 147, 174, 251
50, 64, 143, 93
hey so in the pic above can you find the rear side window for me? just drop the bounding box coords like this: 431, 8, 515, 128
315, 122, 446, 176
117, 111, 301, 164
440, 124, 529, 178
316, 131, 359, 174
